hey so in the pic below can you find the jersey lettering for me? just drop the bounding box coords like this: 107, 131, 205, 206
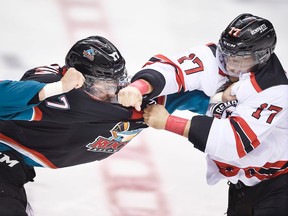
86, 136, 125, 153
45, 95, 70, 110
177, 53, 204, 75
252, 103, 282, 124
0, 152, 19, 167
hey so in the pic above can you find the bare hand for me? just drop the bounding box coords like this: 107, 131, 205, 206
118, 86, 143, 111
222, 83, 237, 102
143, 104, 170, 129
61, 68, 85, 93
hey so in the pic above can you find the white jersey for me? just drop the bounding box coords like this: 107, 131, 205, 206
188, 53, 288, 186
132, 45, 288, 187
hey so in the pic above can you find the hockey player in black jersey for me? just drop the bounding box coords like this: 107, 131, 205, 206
0, 36, 211, 215
0, 36, 144, 216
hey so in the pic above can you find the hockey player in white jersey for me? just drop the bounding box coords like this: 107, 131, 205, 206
118, 13, 288, 216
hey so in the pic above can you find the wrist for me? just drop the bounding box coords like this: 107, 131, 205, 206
165, 115, 188, 136
42, 81, 63, 99
209, 92, 223, 104
129, 79, 150, 95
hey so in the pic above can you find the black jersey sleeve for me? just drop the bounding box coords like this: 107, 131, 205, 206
188, 115, 214, 152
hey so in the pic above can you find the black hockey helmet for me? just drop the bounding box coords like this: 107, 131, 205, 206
65, 36, 129, 102
217, 13, 277, 76
65, 35, 126, 79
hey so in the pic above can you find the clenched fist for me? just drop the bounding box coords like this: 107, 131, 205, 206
61, 68, 85, 92
143, 104, 170, 129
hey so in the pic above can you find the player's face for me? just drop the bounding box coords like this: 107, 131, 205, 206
82, 75, 118, 102
217, 44, 259, 78
82, 75, 130, 103
225, 55, 256, 75
88, 80, 118, 102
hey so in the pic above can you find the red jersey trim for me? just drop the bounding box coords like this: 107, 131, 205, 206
214, 160, 288, 181
130, 110, 143, 119
229, 116, 260, 158
156, 95, 166, 106
153, 54, 185, 92
218, 68, 227, 77
0, 133, 57, 168
250, 72, 262, 93
31, 106, 43, 121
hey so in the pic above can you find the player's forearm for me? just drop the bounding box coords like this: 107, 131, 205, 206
38, 81, 63, 101
38, 67, 85, 101
164, 115, 190, 138
144, 104, 212, 152
183, 120, 191, 138
129, 79, 153, 95
165, 114, 213, 153
144, 104, 191, 137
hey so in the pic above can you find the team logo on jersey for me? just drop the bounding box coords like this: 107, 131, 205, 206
83, 47, 96, 61
86, 122, 143, 153
210, 100, 238, 119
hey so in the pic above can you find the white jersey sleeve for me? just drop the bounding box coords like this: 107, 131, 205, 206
140, 44, 228, 97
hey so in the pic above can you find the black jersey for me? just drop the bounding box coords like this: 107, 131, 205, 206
0, 118, 146, 168
0, 65, 147, 168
